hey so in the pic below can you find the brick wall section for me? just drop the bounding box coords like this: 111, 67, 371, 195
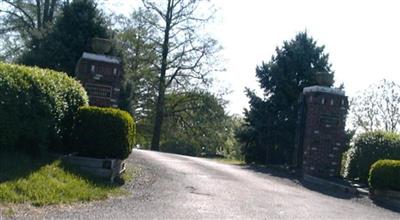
76, 56, 123, 108
302, 90, 348, 178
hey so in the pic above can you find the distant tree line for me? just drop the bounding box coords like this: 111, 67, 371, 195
9, 1, 394, 166
350, 79, 400, 133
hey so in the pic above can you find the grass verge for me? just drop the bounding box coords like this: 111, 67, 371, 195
210, 157, 245, 165
0, 151, 131, 206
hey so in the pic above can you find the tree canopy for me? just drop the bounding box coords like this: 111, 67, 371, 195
139, 0, 222, 151
115, 8, 159, 147
18, 0, 110, 75
160, 91, 228, 156
114, 6, 234, 158
0, 0, 65, 60
238, 32, 334, 164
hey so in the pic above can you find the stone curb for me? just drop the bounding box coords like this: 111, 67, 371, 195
356, 187, 369, 196
303, 174, 400, 209
62, 155, 126, 182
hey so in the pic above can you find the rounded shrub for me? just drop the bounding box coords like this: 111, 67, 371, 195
72, 106, 135, 159
343, 131, 400, 183
369, 160, 400, 191
0, 62, 88, 154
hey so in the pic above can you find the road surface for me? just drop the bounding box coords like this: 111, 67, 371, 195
12, 149, 400, 219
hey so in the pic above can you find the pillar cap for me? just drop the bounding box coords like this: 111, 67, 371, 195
303, 86, 345, 96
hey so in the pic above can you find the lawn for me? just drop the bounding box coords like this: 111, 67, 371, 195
0, 151, 132, 206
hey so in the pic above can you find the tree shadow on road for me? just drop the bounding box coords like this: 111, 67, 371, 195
371, 200, 400, 213
298, 179, 359, 199
240, 164, 361, 200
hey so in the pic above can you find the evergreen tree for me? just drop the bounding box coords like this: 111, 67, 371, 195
238, 32, 334, 164
18, 0, 109, 76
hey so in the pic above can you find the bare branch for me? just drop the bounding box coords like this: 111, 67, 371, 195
0, 9, 34, 30
36, 0, 42, 28
3, 0, 36, 28
142, 0, 166, 21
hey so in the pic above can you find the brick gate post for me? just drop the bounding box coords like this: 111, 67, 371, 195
297, 86, 348, 178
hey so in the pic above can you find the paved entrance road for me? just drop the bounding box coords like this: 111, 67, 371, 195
42, 149, 400, 219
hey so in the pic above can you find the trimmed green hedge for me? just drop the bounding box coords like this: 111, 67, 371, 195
369, 160, 400, 190
343, 131, 400, 183
72, 106, 135, 159
0, 62, 88, 154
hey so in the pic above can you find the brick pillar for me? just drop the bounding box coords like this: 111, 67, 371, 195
301, 86, 348, 178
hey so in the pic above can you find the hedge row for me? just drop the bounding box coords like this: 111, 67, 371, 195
369, 160, 400, 191
0, 63, 88, 154
72, 106, 135, 159
343, 131, 400, 183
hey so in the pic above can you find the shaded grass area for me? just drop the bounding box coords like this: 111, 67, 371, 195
0, 151, 130, 206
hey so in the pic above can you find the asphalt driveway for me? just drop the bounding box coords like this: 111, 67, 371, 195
6, 149, 400, 219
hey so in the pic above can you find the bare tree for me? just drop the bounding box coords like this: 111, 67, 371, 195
140, 0, 221, 151
0, 0, 63, 60
116, 8, 159, 120
0, 0, 61, 33
350, 79, 400, 132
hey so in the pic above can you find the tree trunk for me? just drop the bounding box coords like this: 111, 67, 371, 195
36, 0, 42, 28
150, 0, 173, 151
151, 83, 165, 151
48, 0, 57, 22
43, 0, 50, 23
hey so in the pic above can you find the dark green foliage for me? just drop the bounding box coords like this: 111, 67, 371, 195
369, 160, 400, 190
344, 131, 400, 183
0, 62, 88, 155
236, 124, 264, 164
19, 0, 110, 76
160, 139, 197, 156
239, 32, 334, 164
221, 116, 244, 160
160, 91, 228, 156
72, 106, 135, 159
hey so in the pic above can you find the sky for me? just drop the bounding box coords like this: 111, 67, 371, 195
105, 0, 400, 116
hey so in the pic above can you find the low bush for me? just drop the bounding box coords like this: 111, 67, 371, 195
72, 106, 135, 159
0, 63, 88, 155
343, 131, 400, 183
369, 160, 400, 191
